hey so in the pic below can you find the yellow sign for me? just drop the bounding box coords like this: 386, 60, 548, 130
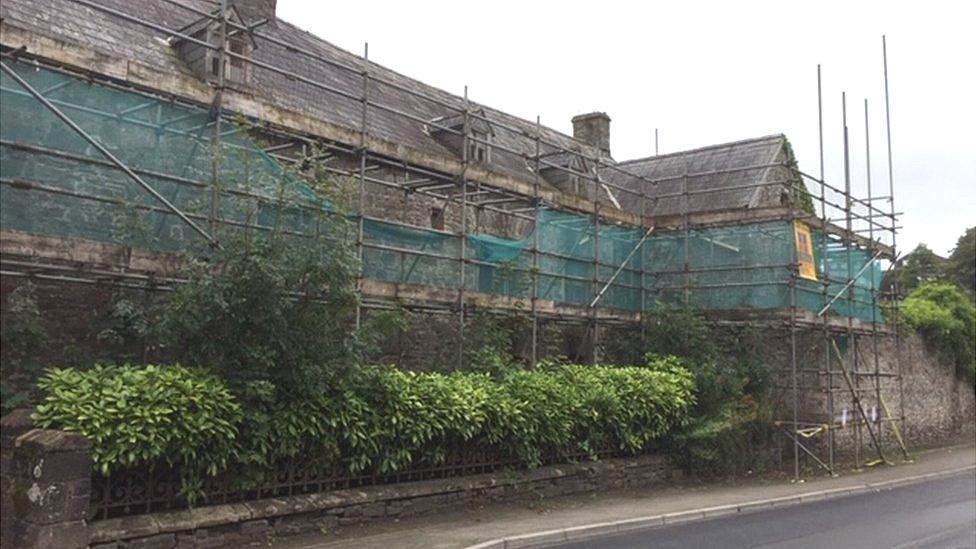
794, 222, 818, 281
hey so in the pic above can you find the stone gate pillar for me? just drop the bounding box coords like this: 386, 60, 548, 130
1, 413, 91, 549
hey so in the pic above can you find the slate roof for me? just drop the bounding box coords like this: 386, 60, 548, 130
0, 0, 594, 185
0, 0, 794, 218
600, 135, 792, 218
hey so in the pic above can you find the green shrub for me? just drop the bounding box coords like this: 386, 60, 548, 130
158, 231, 360, 400
634, 306, 774, 476
902, 282, 976, 380
32, 365, 242, 497
321, 360, 695, 474
33, 359, 694, 502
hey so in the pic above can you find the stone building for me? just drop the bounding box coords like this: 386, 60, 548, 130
0, 0, 970, 472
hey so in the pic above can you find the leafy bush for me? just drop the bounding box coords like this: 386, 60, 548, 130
32, 365, 242, 495
300, 359, 695, 475
32, 359, 694, 501
158, 232, 360, 399
902, 282, 976, 380
640, 306, 769, 417
635, 305, 774, 476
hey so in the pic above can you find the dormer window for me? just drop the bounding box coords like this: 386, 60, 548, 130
538, 150, 587, 196
175, 7, 256, 86
225, 37, 250, 82
468, 130, 491, 164
428, 109, 495, 165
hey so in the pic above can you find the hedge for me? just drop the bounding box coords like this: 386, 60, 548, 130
32, 358, 694, 498
32, 365, 241, 478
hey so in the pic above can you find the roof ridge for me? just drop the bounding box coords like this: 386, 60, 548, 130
273, 17, 598, 154
617, 134, 786, 166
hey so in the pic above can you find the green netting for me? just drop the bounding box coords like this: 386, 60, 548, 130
363, 220, 460, 289
642, 222, 794, 311
798, 235, 884, 322
0, 59, 327, 254
0, 60, 882, 322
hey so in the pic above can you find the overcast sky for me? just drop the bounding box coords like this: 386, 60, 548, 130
278, 0, 974, 257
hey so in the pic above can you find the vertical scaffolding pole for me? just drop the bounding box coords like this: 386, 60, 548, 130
883, 35, 906, 449
531, 116, 541, 365
817, 64, 835, 473
842, 91, 861, 469
355, 43, 370, 331
591, 170, 600, 366
458, 87, 470, 369
639, 148, 649, 342
865, 98, 883, 445
209, 0, 229, 236
789, 137, 800, 482
681, 170, 690, 305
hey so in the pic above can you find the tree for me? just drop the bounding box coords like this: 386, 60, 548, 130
884, 244, 947, 297
158, 227, 361, 402
946, 227, 975, 300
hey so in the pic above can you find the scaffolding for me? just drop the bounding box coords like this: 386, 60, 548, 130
0, 1, 905, 479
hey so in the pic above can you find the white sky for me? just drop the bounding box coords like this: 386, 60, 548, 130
278, 0, 975, 256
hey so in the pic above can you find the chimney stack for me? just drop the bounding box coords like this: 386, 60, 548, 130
571, 112, 611, 156
230, 0, 277, 23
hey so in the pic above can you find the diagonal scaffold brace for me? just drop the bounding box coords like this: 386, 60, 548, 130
831, 339, 888, 466
0, 60, 221, 250
589, 225, 655, 309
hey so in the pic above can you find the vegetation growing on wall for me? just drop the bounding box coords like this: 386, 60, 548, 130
782, 139, 816, 217
902, 282, 976, 381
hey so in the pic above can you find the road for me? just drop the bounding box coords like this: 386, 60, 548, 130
558, 472, 976, 549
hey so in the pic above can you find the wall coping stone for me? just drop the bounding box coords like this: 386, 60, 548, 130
89, 453, 666, 544
16, 430, 91, 454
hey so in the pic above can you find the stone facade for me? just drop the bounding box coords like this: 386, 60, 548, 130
0, 416, 91, 549
765, 328, 975, 467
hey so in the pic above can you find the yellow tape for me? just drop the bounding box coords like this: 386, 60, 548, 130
797, 424, 828, 438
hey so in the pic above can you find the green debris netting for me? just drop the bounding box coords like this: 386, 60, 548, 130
0, 60, 882, 321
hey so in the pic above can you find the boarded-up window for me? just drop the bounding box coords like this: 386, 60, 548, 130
430, 207, 446, 230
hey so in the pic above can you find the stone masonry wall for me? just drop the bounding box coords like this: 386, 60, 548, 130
765, 328, 975, 466
88, 454, 673, 548
0, 419, 675, 549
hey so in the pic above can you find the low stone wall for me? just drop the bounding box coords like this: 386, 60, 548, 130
89, 455, 674, 548
0, 418, 676, 549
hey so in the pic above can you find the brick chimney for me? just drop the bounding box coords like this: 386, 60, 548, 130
572, 112, 611, 156
230, 0, 277, 23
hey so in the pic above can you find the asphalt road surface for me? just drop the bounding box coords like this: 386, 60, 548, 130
559, 472, 976, 549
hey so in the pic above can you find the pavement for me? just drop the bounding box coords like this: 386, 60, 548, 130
273, 442, 976, 549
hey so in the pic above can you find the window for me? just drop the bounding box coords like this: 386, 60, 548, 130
467, 130, 490, 163
430, 207, 446, 231
226, 38, 248, 82
210, 56, 220, 77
